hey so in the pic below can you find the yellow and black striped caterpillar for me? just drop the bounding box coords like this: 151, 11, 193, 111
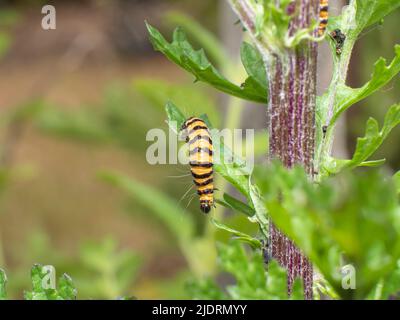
181, 117, 214, 214
318, 0, 329, 36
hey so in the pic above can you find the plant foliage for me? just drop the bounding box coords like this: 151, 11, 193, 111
24, 264, 77, 300
146, 23, 268, 103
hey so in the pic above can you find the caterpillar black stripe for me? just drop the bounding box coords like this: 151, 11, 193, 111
181, 117, 214, 214
318, 0, 329, 36
188, 135, 212, 145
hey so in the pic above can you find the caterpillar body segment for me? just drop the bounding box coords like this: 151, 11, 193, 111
318, 0, 329, 36
181, 117, 214, 214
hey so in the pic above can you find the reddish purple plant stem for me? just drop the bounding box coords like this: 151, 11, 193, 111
266, 0, 318, 300
230, 0, 319, 300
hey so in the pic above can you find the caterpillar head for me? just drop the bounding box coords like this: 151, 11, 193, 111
200, 200, 213, 214
180, 116, 194, 131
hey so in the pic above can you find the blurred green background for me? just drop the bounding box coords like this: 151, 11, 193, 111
0, 0, 398, 299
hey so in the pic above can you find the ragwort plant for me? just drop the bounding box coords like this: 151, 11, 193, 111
147, 0, 400, 300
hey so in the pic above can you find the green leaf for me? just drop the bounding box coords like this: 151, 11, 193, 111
217, 242, 299, 299
166, 100, 186, 132
186, 277, 227, 300
328, 104, 400, 173
146, 22, 267, 103
24, 264, 77, 300
216, 193, 255, 217
58, 274, 77, 300
331, 46, 400, 125
330, 0, 400, 38
218, 242, 268, 299
26, 264, 58, 300
214, 157, 252, 199
189, 241, 304, 299
354, 0, 400, 31
313, 276, 340, 300
379, 260, 400, 299
0, 269, 7, 300
240, 42, 268, 92
358, 159, 386, 167
255, 162, 400, 299
164, 11, 227, 68
249, 184, 269, 238
211, 218, 261, 249
290, 279, 305, 300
